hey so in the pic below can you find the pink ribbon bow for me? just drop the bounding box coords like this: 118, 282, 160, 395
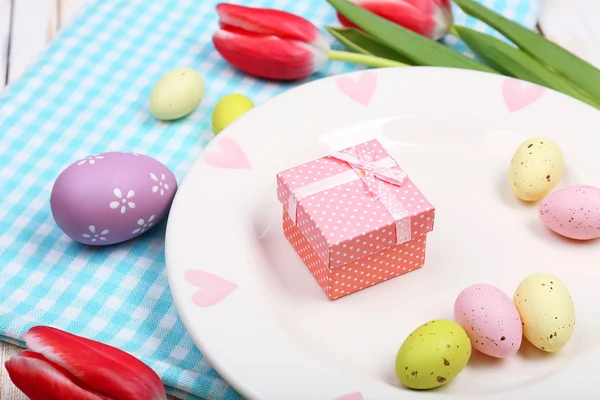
331, 146, 408, 200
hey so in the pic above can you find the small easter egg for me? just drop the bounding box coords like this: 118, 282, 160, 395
149, 67, 204, 120
50, 152, 177, 246
514, 273, 575, 352
454, 283, 522, 358
395, 320, 471, 390
212, 93, 254, 135
509, 137, 564, 201
539, 185, 600, 240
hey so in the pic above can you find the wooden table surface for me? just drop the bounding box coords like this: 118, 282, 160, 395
0, 0, 598, 398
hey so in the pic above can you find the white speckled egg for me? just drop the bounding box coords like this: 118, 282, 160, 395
514, 273, 575, 352
539, 185, 600, 240
509, 137, 563, 201
50, 152, 177, 246
149, 67, 204, 120
454, 283, 522, 358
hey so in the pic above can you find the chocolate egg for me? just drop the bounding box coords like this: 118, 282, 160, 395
212, 93, 254, 135
509, 137, 563, 201
50, 152, 177, 245
395, 320, 471, 390
514, 273, 575, 352
539, 185, 600, 240
454, 283, 522, 358
149, 67, 205, 121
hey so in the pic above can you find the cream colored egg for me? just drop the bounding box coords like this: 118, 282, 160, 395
149, 67, 204, 121
212, 94, 254, 135
509, 137, 563, 201
514, 273, 575, 352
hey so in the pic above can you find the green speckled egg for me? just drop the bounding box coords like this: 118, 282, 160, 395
149, 67, 204, 121
212, 94, 254, 135
395, 319, 472, 390
509, 137, 563, 201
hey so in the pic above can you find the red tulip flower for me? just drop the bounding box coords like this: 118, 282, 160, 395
213, 3, 405, 81
213, 3, 330, 80
337, 0, 453, 40
5, 326, 167, 400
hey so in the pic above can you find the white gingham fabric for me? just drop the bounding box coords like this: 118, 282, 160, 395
0, 0, 539, 399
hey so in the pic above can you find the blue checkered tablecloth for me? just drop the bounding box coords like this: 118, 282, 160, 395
0, 0, 539, 399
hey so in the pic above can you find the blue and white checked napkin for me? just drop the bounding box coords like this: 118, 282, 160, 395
0, 0, 539, 399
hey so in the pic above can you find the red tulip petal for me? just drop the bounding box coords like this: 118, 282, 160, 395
216, 3, 328, 50
5, 351, 109, 400
433, 0, 452, 8
15, 350, 111, 398
213, 26, 328, 81
23, 326, 167, 400
338, 0, 452, 39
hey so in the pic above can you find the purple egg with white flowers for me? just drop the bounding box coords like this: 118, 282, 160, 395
50, 151, 177, 246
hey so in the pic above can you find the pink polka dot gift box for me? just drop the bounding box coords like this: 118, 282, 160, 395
277, 139, 436, 300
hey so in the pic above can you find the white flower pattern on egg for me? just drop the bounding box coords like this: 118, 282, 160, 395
51, 150, 177, 247
150, 173, 170, 196
77, 155, 104, 165
132, 215, 155, 234
109, 188, 136, 214
82, 225, 109, 242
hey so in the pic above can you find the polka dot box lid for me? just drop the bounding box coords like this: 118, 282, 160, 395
277, 139, 436, 270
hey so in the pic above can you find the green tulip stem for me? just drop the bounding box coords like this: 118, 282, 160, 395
448, 25, 459, 37
327, 50, 407, 68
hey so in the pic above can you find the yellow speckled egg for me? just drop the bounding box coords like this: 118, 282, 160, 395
149, 67, 204, 121
514, 273, 575, 352
509, 137, 564, 201
395, 320, 472, 390
212, 94, 254, 135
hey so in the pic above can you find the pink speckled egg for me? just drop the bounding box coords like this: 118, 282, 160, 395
50, 152, 177, 246
454, 284, 522, 358
539, 185, 600, 241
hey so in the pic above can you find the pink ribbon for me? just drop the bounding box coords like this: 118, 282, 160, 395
331, 146, 407, 199
287, 146, 412, 245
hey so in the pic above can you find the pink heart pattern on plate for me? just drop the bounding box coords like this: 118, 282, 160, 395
184, 270, 237, 307
204, 137, 252, 169
502, 78, 545, 112
334, 392, 364, 400
336, 72, 377, 106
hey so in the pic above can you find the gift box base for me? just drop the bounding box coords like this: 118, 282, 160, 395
283, 211, 427, 300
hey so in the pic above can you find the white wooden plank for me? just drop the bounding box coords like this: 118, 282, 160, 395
571, 0, 600, 49
0, 0, 11, 87
539, 0, 600, 68
59, 0, 87, 28
7, 0, 58, 84
0, 344, 27, 400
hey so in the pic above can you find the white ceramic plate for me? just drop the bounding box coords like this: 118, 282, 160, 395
165, 67, 600, 400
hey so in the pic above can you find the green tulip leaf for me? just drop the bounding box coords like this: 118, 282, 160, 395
454, 0, 600, 105
326, 0, 498, 73
326, 26, 414, 65
454, 26, 600, 109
